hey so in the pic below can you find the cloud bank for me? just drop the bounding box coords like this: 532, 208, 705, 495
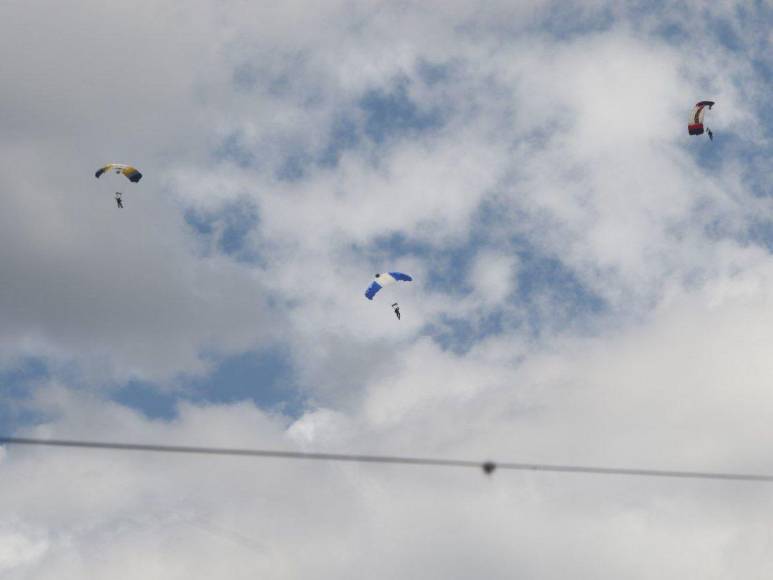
1, 0, 772, 577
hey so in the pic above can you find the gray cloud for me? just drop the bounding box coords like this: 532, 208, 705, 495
2, 0, 773, 577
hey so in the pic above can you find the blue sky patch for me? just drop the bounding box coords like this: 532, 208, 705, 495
425, 310, 511, 355
514, 243, 607, 334
113, 381, 180, 420
111, 348, 302, 420
538, 1, 615, 40
185, 199, 262, 262
319, 114, 359, 167
359, 80, 445, 144
232, 62, 259, 93
214, 132, 256, 169
188, 348, 302, 417
0, 358, 50, 433
416, 59, 456, 86
276, 151, 312, 181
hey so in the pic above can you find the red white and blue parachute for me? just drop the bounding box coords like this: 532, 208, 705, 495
365, 272, 413, 300
688, 101, 714, 136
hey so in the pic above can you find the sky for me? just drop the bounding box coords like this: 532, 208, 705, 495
0, 0, 772, 577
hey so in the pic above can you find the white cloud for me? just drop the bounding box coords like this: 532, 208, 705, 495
0, 523, 49, 574
469, 250, 518, 307
2, 0, 773, 577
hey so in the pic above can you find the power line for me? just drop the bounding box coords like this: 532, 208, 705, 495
1, 436, 772, 482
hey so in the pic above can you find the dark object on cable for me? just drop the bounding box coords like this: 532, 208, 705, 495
482, 461, 497, 475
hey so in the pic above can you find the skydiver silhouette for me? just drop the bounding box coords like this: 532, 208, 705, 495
707, 128, 713, 141
115, 191, 123, 208
392, 303, 401, 320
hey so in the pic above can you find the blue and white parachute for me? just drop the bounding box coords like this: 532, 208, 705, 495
365, 272, 413, 300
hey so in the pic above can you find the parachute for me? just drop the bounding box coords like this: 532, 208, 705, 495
365, 272, 413, 300
95, 163, 143, 183
688, 101, 714, 137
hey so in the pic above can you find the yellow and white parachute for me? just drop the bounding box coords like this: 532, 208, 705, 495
95, 163, 143, 183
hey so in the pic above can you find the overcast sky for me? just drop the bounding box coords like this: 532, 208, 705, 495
1, 0, 772, 577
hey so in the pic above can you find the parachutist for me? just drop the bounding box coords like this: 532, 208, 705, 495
482, 461, 497, 475
96, 164, 141, 207
688, 101, 715, 137
707, 128, 713, 141
392, 303, 401, 320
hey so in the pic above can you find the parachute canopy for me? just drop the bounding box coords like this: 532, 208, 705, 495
688, 101, 714, 136
95, 163, 143, 183
365, 272, 413, 300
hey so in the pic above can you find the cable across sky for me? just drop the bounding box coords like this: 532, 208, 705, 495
2, 436, 772, 482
